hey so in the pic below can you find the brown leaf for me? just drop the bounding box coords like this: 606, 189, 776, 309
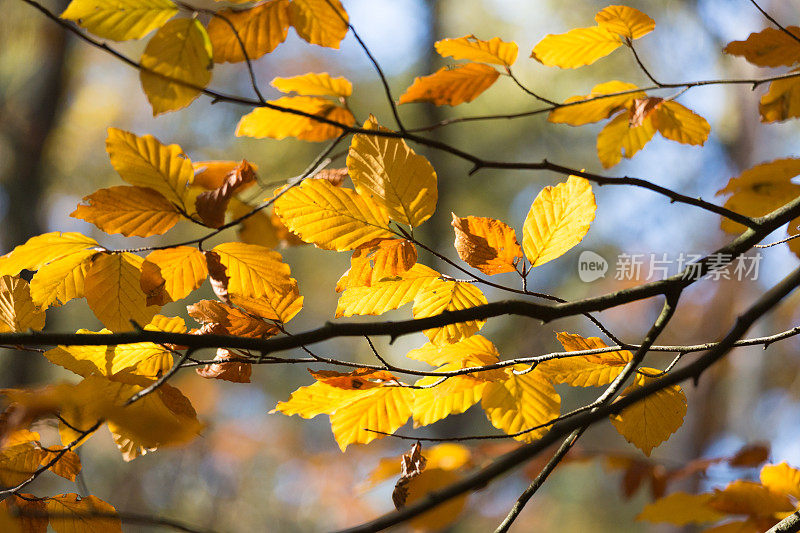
187, 299, 279, 338
308, 368, 398, 390
196, 160, 258, 228
139, 260, 171, 306
629, 97, 663, 128
4, 494, 47, 533
314, 168, 348, 186
393, 442, 426, 509
729, 443, 770, 467
197, 348, 252, 383
203, 251, 230, 304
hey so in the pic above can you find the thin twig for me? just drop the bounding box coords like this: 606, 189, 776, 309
749, 0, 800, 45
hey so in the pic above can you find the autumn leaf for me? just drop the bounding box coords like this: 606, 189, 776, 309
532, 26, 622, 68
343, 238, 417, 290
398, 63, 500, 106
0, 276, 45, 332
412, 280, 488, 345
392, 441, 426, 508
347, 117, 438, 227
71, 185, 181, 237
759, 462, 800, 499
537, 332, 632, 387
610, 368, 687, 456
143, 247, 208, 302
309, 368, 397, 390
60, 0, 177, 41
724, 27, 800, 67
760, 70, 800, 123
289, 0, 348, 48
273, 178, 393, 251
548, 81, 645, 126
335, 263, 441, 317
236, 96, 354, 141
637, 492, 725, 525
412, 365, 487, 427
708, 479, 794, 516
594, 5, 655, 40
195, 160, 258, 228
207, 0, 290, 63
406, 334, 500, 368
105, 128, 195, 212
187, 299, 279, 338
39, 447, 82, 481
228, 198, 281, 249
652, 100, 710, 145
193, 160, 253, 189
596, 109, 656, 167
45, 493, 122, 532
272, 381, 373, 419
522, 175, 596, 267
140, 18, 213, 115
405, 468, 468, 531
271, 72, 352, 98
451, 213, 522, 275
0, 443, 46, 487
363, 443, 471, 490
0, 232, 98, 277
329, 386, 414, 450
4, 494, 43, 533
435, 35, 518, 66
196, 348, 251, 383
481, 368, 561, 442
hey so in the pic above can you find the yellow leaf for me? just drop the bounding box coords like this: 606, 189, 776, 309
716, 158, 800, 234
347, 118, 438, 227
760, 462, 800, 499
724, 27, 800, 67
398, 63, 499, 106
610, 368, 687, 456
405, 468, 467, 531
549, 81, 644, 126
760, 71, 800, 123
84, 253, 159, 332
709, 480, 794, 516
0, 443, 46, 487
44, 331, 172, 379
435, 34, 518, 66
335, 263, 441, 317
145, 314, 186, 333
140, 18, 213, 115
637, 492, 725, 525
228, 198, 281, 249
273, 178, 393, 251
70, 185, 180, 237
236, 96, 354, 141
406, 334, 500, 368
329, 386, 414, 450
105, 128, 195, 212
289, 0, 348, 48
207, 0, 290, 63
272, 381, 374, 419
46, 493, 122, 533
344, 238, 418, 290
531, 26, 622, 68
412, 280, 488, 345
144, 247, 208, 301
522, 175, 596, 267
481, 369, 561, 442
40, 448, 82, 481
652, 100, 710, 146
60, 0, 177, 41
212, 242, 302, 322
272, 72, 352, 97
596, 109, 657, 168
451, 213, 522, 275
0, 276, 45, 333
595, 5, 655, 40
412, 366, 486, 427
0, 232, 98, 277
537, 332, 632, 387
29, 249, 97, 309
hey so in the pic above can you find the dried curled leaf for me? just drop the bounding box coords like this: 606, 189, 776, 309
392, 442, 426, 508
195, 160, 257, 228
197, 348, 251, 383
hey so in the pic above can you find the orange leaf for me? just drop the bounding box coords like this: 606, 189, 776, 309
398, 63, 499, 106
451, 213, 521, 275
187, 299, 279, 338
289, 0, 348, 48
309, 368, 399, 390
196, 348, 251, 383
207, 0, 290, 63
70, 185, 180, 237
724, 27, 800, 67
343, 238, 418, 290
195, 160, 258, 228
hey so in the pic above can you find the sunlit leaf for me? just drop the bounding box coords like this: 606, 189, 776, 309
652, 101, 710, 146
451, 213, 521, 275
71, 185, 180, 237
435, 35, 518, 66
335, 263, 441, 317
0, 443, 46, 487
537, 332, 632, 387
412, 366, 486, 427
405, 468, 467, 531
195, 160, 258, 228
708, 479, 794, 516
39, 447, 82, 481
228, 198, 281, 249
522, 175, 596, 267
45, 493, 121, 533
406, 334, 500, 368
143, 247, 208, 302
760, 71, 800, 123
724, 27, 800, 67
596, 109, 657, 168
548, 81, 644, 126
0, 276, 45, 333
207, 0, 290, 63
272, 381, 374, 419
412, 280, 488, 345
140, 18, 213, 115
595, 5, 655, 40
343, 238, 417, 290
398, 63, 500, 106
329, 386, 414, 451
309, 368, 397, 390
0, 232, 98, 277
236, 96, 354, 141
61, 0, 177, 41
760, 463, 800, 500
289, 0, 348, 48
272, 72, 352, 98
187, 299, 279, 338
637, 492, 725, 525
196, 348, 251, 383
531, 26, 621, 68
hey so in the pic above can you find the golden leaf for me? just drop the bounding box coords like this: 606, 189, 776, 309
0, 232, 98, 277
610, 368, 687, 456
481, 368, 561, 442
406, 334, 500, 369
412, 366, 486, 427
347, 118, 438, 227
760, 463, 800, 500
0, 276, 45, 333
193, 160, 256, 190
0, 443, 46, 487
271, 72, 352, 98
596, 109, 657, 168
61, 0, 177, 41
273, 178, 393, 251
289, 0, 348, 48
522, 175, 596, 267
71, 185, 181, 237
399, 62, 499, 106
549, 80, 644, 126
724, 27, 800, 67
84, 253, 159, 332
537, 332, 632, 387
4, 494, 43, 533
228, 199, 281, 249
531, 26, 621, 68
207, 0, 290, 63
760, 71, 800, 123
236, 96, 354, 141
46, 493, 122, 532
143, 247, 208, 302
708, 480, 794, 516
343, 238, 418, 290
412, 280, 488, 345
451, 213, 522, 275
335, 263, 441, 317
652, 100, 710, 145
435, 34, 518, 66
187, 299, 279, 338
637, 492, 725, 525
594, 5, 655, 40
329, 386, 414, 451
140, 18, 213, 115
195, 160, 258, 228
105, 128, 195, 212
272, 381, 374, 419
309, 368, 397, 390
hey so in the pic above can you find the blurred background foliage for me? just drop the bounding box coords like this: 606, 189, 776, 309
1, 0, 800, 530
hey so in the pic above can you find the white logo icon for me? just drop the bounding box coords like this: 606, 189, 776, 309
578, 251, 607, 282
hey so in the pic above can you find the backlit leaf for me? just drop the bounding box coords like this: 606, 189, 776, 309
522, 175, 596, 267
548, 81, 644, 126
760, 71, 800, 123
140, 18, 213, 115
335, 263, 441, 317
0, 443, 46, 487
272, 72, 352, 98
207, 0, 290, 63
652, 100, 710, 146
724, 27, 800, 67
412, 280, 488, 345
531, 26, 621, 68
61, 0, 177, 41
398, 63, 500, 106
708, 480, 794, 516
412, 367, 486, 427
309, 368, 397, 390
596, 109, 657, 168
0, 276, 45, 333
595, 5, 655, 40
273, 178, 393, 250
451, 213, 522, 275
187, 299, 279, 338
435, 35, 518, 66
347, 118, 438, 227
272, 381, 374, 419
481, 368, 561, 442
637, 492, 725, 525
71, 185, 180, 237
46, 493, 121, 533
329, 386, 414, 450
195, 160, 257, 228
196, 348, 251, 383
0, 232, 98, 277
236, 96, 354, 141
344, 238, 417, 290
610, 368, 687, 456
760, 463, 800, 499
537, 332, 632, 387
106, 128, 195, 212
406, 334, 500, 369
143, 247, 208, 301
40, 448, 81, 481
228, 198, 281, 249
289, 0, 348, 48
